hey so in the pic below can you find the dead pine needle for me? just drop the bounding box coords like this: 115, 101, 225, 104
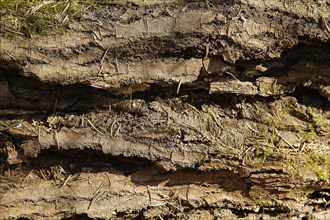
57, 165, 67, 174
97, 65, 104, 76
105, 172, 112, 189
61, 3, 70, 14
39, 169, 48, 180
88, 180, 106, 210
106, 197, 134, 218
322, 16, 330, 33
224, 71, 240, 81
204, 43, 210, 60
274, 128, 295, 149
245, 122, 260, 134
100, 47, 110, 64
21, 170, 34, 185
176, 78, 183, 94
25, 1, 53, 16
93, 179, 106, 196
87, 119, 103, 134
61, 174, 72, 188
54, 131, 60, 149
115, 58, 119, 72
4, 28, 24, 36
147, 185, 152, 206
88, 194, 98, 210
61, 15, 69, 25
71, 3, 94, 17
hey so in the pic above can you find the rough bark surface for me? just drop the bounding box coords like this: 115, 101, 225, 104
0, 0, 330, 219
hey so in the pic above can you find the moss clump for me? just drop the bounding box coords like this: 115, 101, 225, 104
0, 0, 86, 37
0, 0, 181, 37
282, 148, 330, 181
249, 97, 330, 182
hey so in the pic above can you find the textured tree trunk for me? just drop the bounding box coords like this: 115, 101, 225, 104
0, 0, 329, 219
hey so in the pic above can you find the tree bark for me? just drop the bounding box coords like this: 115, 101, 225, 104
0, 0, 329, 219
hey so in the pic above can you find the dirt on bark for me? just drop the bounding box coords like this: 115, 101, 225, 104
0, 0, 330, 219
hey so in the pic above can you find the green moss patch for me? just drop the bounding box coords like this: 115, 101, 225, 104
0, 0, 180, 38
0, 0, 88, 37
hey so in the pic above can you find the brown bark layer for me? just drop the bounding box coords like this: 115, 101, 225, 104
0, 0, 329, 219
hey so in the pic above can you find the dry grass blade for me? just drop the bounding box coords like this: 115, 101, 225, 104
245, 122, 260, 134
61, 3, 71, 14
100, 47, 110, 64
93, 179, 106, 196
106, 197, 134, 217
25, 1, 54, 16
55, 131, 60, 149
21, 170, 34, 185
3, 28, 24, 36
61, 174, 73, 187
322, 16, 330, 33
87, 119, 103, 134
274, 128, 295, 149
176, 78, 183, 94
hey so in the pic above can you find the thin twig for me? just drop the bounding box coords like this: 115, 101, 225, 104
93, 179, 106, 196
61, 15, 69, 25
25, 0, 54, 16
204, 43, 210, 60
87, 119, 103, 134
88, 180, 107, 210
57, 165, 67, 174
88, 193, 98, 210
205, 0, 210, 8
21, 170, 34, 185
113, 124, 121, 138
4, 51, 17, 60
105, 172, 112, 189
4, 28, 24, 36
274, 128, 295, 149
176, 78, 183, 94
55, 131, 60, 149
39, 169, 48, 180
81, 115, 85, 127
100, 47, 110, 64
232, 4, 242, 19
149, 203, 167, 207
61, 174, 72, 187
210, 112, 224, 130
322, 16, 330, 33
92, 30, 101, 41
299, 142, 307, 152
224, 71, 240, 81
71, 3, 94, 17
245, 122, 260, 134
147, 185, 152, 206
115, 58, 119, 72
158, 215, 165, 220
106, 197, 134, 217
109, 119, 117, 137
186, 103, 200, 113
61, 3, 70, 14
213, 24, 221, 35
97, 64, 104, 76
168, 203, 187, 219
